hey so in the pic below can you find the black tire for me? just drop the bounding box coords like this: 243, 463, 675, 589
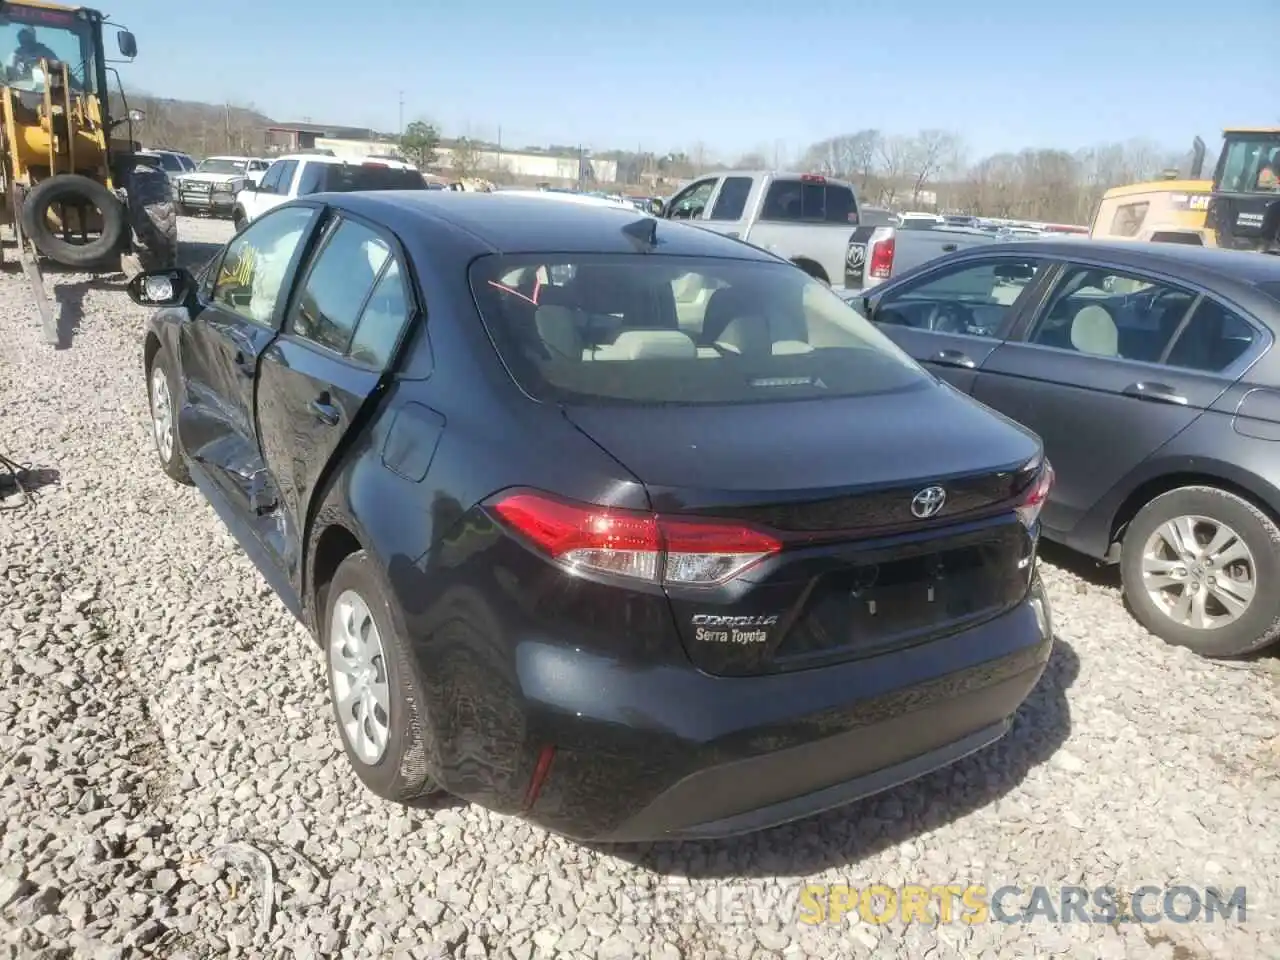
323, 550, 443, 803
1120, 485, 1280, 658
145, 345, 192, 485
125, 162, 178, 271
20, 173, 127, 268
231, 207, 247, 233
177, 203, 191, 217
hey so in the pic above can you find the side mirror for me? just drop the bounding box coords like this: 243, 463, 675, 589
862, 296, 875, 320
117, 30, 137, 59
127, 268, 194, 308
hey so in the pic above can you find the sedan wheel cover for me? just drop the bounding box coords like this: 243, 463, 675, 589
150, 366, 174, 463
1141, 515, 1256, 631
328, 589, 392, 764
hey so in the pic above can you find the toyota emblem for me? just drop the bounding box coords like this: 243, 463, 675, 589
910, 485, 947, 519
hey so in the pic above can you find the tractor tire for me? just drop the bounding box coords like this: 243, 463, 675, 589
20, 174, 127, 269
125, 162, 178, 272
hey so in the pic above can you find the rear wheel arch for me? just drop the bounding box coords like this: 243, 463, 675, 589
143, 331, 162, 376
309, 521, 364, 639
1107, 470, 1280, 558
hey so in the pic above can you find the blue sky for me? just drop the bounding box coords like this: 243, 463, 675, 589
103, 0, 1278, 162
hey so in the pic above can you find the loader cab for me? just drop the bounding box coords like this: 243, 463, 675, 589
1207, 128, 1280, 253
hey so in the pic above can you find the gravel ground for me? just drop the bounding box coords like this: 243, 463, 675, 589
1, 215, 1279, 960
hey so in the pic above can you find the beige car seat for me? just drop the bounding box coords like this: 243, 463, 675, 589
1070, 304, 1119, 357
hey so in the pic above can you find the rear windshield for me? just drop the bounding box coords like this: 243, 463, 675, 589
759, 180, 857, 223
468, 255, 928, 405
319, 165, 426, 192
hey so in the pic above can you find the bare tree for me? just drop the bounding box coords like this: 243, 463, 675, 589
909, 129, 961, 203
876, 135, 916, 205
449, 137, 482, 178
732, 151, 769, 169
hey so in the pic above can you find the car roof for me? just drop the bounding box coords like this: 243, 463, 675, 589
276, 153, 416, 168
328, 191, 784, 260
981, 239, 1280, 285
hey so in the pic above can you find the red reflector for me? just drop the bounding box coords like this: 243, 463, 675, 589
523, 744, 556, 810
869, 235, 895, 279
491, 492, 782, 585
800, 174, 826, 183
1016, 461, 1054, 528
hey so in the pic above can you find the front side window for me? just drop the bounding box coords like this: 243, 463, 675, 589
211, 206, 315, 326
0, 7, 95, 93
1217, 135, 1280, 194
876, 258, 1043, 337
1028, 266, 1195, 362
666, 180, 716, 220
290, 218, 391, 353
157, 154, 183, 172
258, 161, 287, 194
469, 254, 928, 405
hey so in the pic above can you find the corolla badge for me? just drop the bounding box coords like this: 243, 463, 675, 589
910, 485, 947, 519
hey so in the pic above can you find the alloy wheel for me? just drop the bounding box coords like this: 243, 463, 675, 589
150, 365, 174, 463
1141, 515, 1257, 630
328, 589, 392, 764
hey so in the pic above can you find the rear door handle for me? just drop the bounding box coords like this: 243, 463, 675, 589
308, 394, 341, 425
930, 349, 976, 369
1123, 381, 1187, 405
941, 243, 958, 252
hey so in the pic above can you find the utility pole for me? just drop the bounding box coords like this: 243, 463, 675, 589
398, 91, 404, 136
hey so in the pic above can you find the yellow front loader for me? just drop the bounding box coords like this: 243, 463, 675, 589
0, 0, 176, 344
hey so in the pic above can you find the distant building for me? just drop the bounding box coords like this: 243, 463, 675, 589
266, 122, 381, 153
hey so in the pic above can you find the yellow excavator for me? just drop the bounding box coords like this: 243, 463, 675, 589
0, 0, 176, 343
1091, 128, 1280, 255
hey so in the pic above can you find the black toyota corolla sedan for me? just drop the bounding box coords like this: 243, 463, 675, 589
128, 191, 1054, 842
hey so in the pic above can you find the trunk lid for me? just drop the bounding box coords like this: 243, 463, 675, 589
563, 383, 1044, 676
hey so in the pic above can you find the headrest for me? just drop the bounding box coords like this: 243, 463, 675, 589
1070, 305, 1118, 357
535, 305, 583, 360
594, 329, 696, 360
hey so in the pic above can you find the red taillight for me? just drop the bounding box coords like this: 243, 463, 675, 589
869, 235, 895, 279
491, 492, 782, 586
1016, 461, 1054, 529
800, 173, 826, 183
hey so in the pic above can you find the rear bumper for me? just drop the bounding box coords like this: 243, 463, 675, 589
428, 574, 1054, 842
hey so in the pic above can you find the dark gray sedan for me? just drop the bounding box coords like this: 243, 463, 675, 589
857, 239, 1280, 658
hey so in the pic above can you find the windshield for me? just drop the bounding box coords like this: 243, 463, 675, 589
1217, 134, 1280, 194
0, 6, 96, 94
198, 159, 248, 176
319, 164, 426, 192
156, 154, 184, 172
469, 254, 928, 405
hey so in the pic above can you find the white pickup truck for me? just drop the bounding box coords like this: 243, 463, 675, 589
231, 154, 427, 231
175, 156, 271, 218
660, 171, 995, 294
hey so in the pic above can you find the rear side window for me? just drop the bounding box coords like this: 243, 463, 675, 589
760, 180, 857, 223
469, 254, 927, 405
320, 164, 426, 192
290, 219, 391, 353
1165, 299, 1258, 372
349, 261, 411, 368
